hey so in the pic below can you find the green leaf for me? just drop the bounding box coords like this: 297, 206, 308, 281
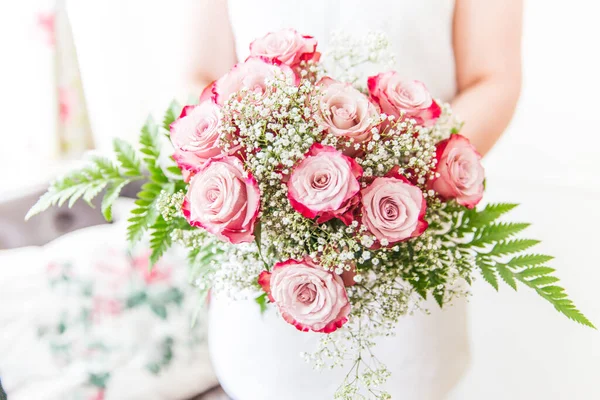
25, 158, 130, 221
162, 99, 182, 132
477, 260, 499, 290
517, 266, 556, 278
101, 180, 129, 221
150, 303, 168, 320
489, 239, 540, 256
508, 254, 554, 268
470, 222, 530, 248
148, 215, 173, 267
497, 264, 517, 290
113, 138, 142, 177
467, 203, 519, 229
255, 293, 269, 314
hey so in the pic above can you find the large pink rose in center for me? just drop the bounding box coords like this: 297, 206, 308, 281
361, 170, 428, 246
287, 144, 362, 224
182, 156, 260, 244
258, 258, 351, 333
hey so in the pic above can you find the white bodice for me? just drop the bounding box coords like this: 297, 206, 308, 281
228, 0, 457, 102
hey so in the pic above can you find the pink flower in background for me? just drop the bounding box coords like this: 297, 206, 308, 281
58, 87, 72, 123
91, 297, 122, 322
316, 77, 380, 151
131, 252, 172, 285
287, 144, 362, 224
258, 258, 351, 333
249, 28, 320, 67
170, 101, 225, 181
430, 134, 485, 208
183, 156, 260, 244
361, 170, 428, 247
368, 72, 441, 126
212, 57, 297, 105
37, 12, 56, 46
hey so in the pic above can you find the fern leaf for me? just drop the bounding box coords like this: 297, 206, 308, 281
508, 254, 554, 268
515, 274, 596, 328
477, 260, 499, 290
489, 239, 540, 256
470, 222, 530, 247
101, 179, 129, 221
162, 100, 182, 132
517, 266, 556, 278
467, 203, 519, 229
113, 138, 142, 177
148, 215, 172, 267
496, 264, 517, 290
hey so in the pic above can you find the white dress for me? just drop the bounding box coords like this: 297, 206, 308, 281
208, 1, 469, 399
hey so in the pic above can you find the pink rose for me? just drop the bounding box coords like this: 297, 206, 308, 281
182, 156, 260, 244
249, 28, 320, 67
212, 57, 296, 105
317, 77, 380, 149
258, 258, 351, 333
361, 170, 428, 246
170, 102, 224, 181
430, 134, 485, 209
287, 144, 362, 224
367, 72, 441, 126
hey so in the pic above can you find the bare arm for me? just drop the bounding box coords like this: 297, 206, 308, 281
184, 0, 237, 94
452, 0, 523, 156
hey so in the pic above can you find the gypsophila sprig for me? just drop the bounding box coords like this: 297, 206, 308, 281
29, 29, 594, 399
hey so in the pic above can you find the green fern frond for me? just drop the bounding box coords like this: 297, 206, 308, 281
470, 222, 530, 248
466, 203, 518, 229
508, 254, 554, 268
25, 158, 136, 221
113, 138, 142, 177
162, 100, 182, 133
489, 239, 541, 256
148, 215, 173, 266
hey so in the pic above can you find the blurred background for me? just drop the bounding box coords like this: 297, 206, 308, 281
0, 1, 598, 399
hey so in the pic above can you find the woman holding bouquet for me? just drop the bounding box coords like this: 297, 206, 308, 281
186, 0, 523, 398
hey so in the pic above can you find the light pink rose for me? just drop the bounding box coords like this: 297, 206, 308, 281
361, 170, 428, 247
182, 156, 260, 244
367, 72, 441, 126
430, 134, 485, 208
258, 258, 351, 333
287, 144, 362, 224
170, 102, 224, 181
317, 77, 380, 149
249, 28, 320, 67
212, 57, 296, 105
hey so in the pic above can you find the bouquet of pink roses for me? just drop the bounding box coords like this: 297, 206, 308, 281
28, 29, 593, 398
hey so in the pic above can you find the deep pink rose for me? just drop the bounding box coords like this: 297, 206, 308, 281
258, 258, 351, 333
287, 144, 362, 224
367, 72, 441, 126
249, 28, 320, 67
430, 134, 485, 208
182, 156, 260, 244
316, 77, 380, 149
170, 102, 224, 181
361, 171, 428, 246
212, 57, 296, 105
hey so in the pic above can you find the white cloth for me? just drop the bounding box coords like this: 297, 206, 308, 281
212, 2, 468, 399
0, 201, 217, 400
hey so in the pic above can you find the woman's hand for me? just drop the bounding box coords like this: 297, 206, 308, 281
452, 0, 523, 156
